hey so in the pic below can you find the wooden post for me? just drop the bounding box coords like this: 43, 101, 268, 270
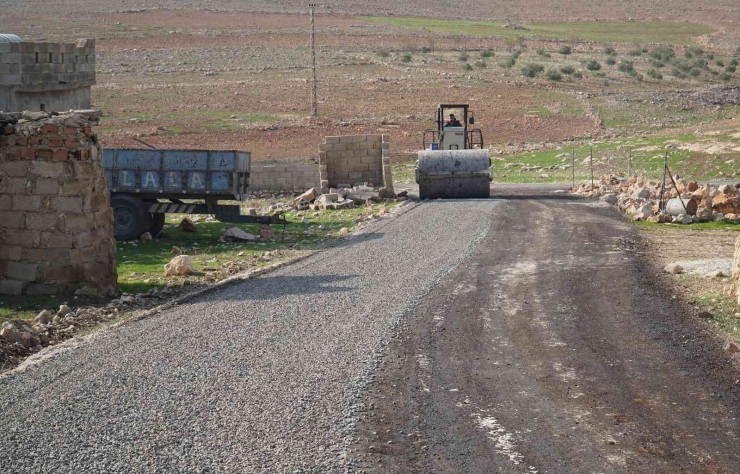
310, 4, 318, 119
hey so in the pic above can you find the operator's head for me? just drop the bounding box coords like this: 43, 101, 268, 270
449, 114, 456, 120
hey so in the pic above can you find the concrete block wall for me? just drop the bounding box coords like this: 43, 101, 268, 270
319, 134, 392, 189
250, 160, 320, 192
0, 39, 95, 112
0, 110, 117, 296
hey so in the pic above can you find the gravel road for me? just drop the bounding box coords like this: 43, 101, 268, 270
352, 192, 740, 473
0, 199, 497, 473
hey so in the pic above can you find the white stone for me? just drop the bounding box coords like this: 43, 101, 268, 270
35, 310, 53, 324
164, 255, 195, 277
140, 232, 153, 241
223, 227, 259, 241
664, 263, 684, 274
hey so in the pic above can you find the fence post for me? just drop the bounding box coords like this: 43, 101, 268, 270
571, 149, 575, 188
590, 146, 594, 189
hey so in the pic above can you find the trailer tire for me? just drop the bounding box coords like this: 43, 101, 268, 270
111, 195, 147, 241
149, 213, 165, 237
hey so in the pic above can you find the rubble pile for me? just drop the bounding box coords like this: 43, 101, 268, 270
571, 175, 740, 224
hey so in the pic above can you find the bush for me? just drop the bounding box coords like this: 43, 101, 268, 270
649, 59, 665, 68
594, 71, 606, 77
604, 46, 616, 56
628, 49, 642, 56
706, 52, 715, 60
421, 46, 432, 54
692, 58, 708, 69
735, 46, 740, 56
635, 73, 644, 81
499, 57, 516, 68
690, 67, 702, 77
585, 59, 601, 71
521, 63, 545, 78
731, 58, 738, 67
401, 53, 412, 63
480, 49, 494, 58
672, 68, 686, 79
560, 65, 575, 74
726, 65, 736, 73
573, 71, 583, 79
546, 69, 562, 81
710, 69, 719, 76
721, 72, 733, 81
618, 60, 635, 73
559, 45, 572, 55
715, 59, 725, 67
536, 48, 551, 58
688, 47, 704, 56
672, 59, 691, 72
606, 57, 616, 66
650, 47, 675, 62
601, 79, 609, 87
474, 60, 487, 68
463, 63, 473, 71
647, 68, 663, 79
459, 52, 469, 62
377, 49, 389, 58
684, 50, 693, 59
511, 50, 521, 59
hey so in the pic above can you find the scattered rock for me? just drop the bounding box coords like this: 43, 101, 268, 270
727, 341, 740, 353
697, 311, 714, 319
164, 255, 195, 276
35, 310, 53, 324
74, 286, 98, 297
179, 218, 198, 233
223, 227, 259, 241
140, 232, 153, 241
664, 263, 684, 274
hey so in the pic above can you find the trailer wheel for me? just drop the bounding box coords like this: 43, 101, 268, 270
111, 195, 146, 241
149, 213, 165, 237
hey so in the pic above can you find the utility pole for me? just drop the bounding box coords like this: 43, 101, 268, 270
309, 4, 318, 119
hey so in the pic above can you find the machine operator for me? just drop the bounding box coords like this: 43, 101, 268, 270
445, 114, 463, 127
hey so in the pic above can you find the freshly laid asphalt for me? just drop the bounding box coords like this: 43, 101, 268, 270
2, 186, 740, 473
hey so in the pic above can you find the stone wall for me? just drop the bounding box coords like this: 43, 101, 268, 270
0, 110, 117, 296
0, 39, 95, 112
318, 135, 393, 190
250, 159, 320, 192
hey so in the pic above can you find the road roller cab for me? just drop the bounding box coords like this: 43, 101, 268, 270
417, 104, 492, 199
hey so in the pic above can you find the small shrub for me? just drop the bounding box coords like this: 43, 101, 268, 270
480, 49, 494, 58
649, 59, 665, 68
672, 68, 686, 79
684, 50, 693, 59
672, 59, 691, 72
692, 58, 708, 69
650, 47, 675, 62
716, 59, 725, 67
512, 50, 521, 59
721, 72, 733, 81
618, 60, 635, 74
730, 58, 738, 66
573, 71, 583, 79
642, 47, 649, 53
706, 52, 715, 60
710, 69, 719, 76
601, 79, 609, 87
605, 57, 616, 66
463, 63, 473, 71
377, 49, 390, 58
459, 52, 470, 62
521, 63, 545, 78
499, 57, 516, 68
735, 46, 740, 56
604, 46, 616, 56
560, 65, 575, 74
690, 67, 702, 77
474, 60, 487, 68
726, 65, 736, 73
647, 68, 663, 79
421, 46, 432, 54
559, 45, 572, 55
585, 59, 601, 71
546, 69, 562, 81
688, 47, 704, 56
594, 71, 606, 77
536, 48, 551, 58
628, 49, 642, 56
635, 73, 644, 81
401, 53, 412, 63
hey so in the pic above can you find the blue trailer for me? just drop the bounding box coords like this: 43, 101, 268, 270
103, 148, 285, 240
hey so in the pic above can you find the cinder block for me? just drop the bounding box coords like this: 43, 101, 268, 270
26, 248, 69, 265
0, 280, 23, 296
0, 211, 23, 228
0, 245, 23, 261
35, 178, 59, 195
368, 162, 383, 171
0, 177, 30, 194
52, 196, 82, 213
1, 53, 21, 64
40, 232, 74, 249
325, 136, 340, 144
353, 163, 370, 172
1, 161, 29, 177
7, 261, 38, 282
12, 195, 41, 211
31, 161, 66, 178
360, 155, 379, 165
339, 136, 356, 144
366, 134, 382, 142
25, 283, 60, 296
3, 229, 40, 247
348, 171, 363, 179
326, 151, 343, 159
382, 135, 391, 142
25, 212, 59, 230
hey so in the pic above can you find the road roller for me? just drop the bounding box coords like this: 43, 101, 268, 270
416, 104, 492, 199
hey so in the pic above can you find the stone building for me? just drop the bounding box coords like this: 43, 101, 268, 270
0, 35, 95, 113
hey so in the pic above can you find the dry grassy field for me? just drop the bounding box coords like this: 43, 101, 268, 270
1, 1, 739, 180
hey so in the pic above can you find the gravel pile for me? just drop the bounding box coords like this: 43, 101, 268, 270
0, 199, 497, 472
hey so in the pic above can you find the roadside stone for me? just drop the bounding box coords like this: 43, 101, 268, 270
140, 232, 153, 241
164, 255, 195, 277
223, 227, 259, 241
179, 218, 198, 233
727, 341, 740, 353
34, 309, 53, 324
664, 263, 684, 275
120, 295, 135, 304
0, 326, 13, 339
57, 305, 72, 317
601, 194, 618, 205
75, 286, 98, 297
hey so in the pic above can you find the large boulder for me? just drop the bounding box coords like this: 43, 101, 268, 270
712, 193, 740, 215
223, 227, 259, 241
164, 255, 195, 277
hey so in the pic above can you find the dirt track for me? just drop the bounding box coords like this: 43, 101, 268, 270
352, 190, 740, 473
